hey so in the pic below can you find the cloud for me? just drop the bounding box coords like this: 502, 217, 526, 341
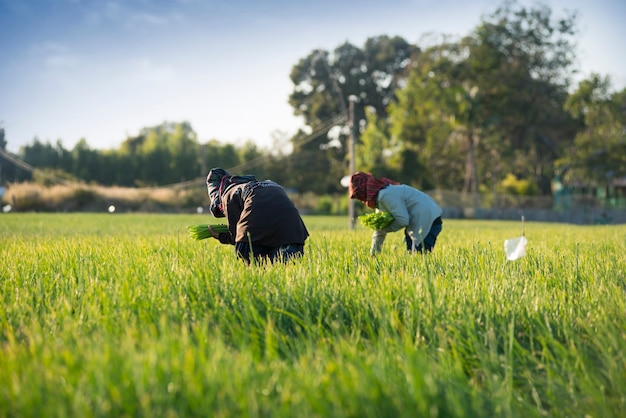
129, 58, 176, 83
44, 54, 78, 70
128, 12, 170, 26
35, 41, 78, 69
83, 1, 175, 30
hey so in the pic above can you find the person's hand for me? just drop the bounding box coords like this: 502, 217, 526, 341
208, 225, 219, 239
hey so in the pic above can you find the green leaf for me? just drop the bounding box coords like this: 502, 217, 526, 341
359, 212, 394, 230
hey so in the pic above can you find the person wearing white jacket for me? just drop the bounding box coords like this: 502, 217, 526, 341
349, 172, 443, 255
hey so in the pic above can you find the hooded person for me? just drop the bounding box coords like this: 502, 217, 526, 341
205, 167, 309, 264
349, 172, 443, 255
206, 168, 257, 217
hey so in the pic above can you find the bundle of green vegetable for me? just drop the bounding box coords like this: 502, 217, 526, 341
359, 211, 394, 230
187, 224, 228, 240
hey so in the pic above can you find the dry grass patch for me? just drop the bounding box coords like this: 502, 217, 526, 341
3, 182, 206, 212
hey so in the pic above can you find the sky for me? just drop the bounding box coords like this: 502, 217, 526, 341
1, 0, 625, 154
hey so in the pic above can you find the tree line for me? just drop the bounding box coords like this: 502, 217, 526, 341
1, 1, 624, 197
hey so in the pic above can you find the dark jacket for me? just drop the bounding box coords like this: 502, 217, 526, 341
216, 181, 309, 247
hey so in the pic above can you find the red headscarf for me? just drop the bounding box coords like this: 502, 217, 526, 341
349, 172, 399, 209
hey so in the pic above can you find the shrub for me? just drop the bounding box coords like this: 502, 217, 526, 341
499, 173, 538, 196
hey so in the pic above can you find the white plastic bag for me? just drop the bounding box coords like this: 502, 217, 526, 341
504, 215, 527, 261
504, 235, 527, 261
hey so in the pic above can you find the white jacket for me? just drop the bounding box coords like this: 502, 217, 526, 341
371, 184, 442, 254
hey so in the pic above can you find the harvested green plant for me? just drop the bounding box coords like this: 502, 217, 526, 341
359, 211, 394, 230
187, 223, 229, 240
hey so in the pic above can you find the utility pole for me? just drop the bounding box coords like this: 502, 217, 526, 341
348, 96, 356, 230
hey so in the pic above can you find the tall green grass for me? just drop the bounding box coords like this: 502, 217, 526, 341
1, 213, 625, 417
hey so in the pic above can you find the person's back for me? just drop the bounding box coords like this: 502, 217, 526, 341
223, 180, 309, 247
385, 185, 441, 223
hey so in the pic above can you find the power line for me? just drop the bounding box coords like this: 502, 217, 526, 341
0, 148, 71, 185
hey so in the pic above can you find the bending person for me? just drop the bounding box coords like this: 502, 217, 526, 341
206, 168, 309, 264
349, 171, 443, 255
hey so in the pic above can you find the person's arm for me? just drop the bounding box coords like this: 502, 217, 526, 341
371, 229, 387, 255
209, 188, 243, 245
208, 225, 233, 245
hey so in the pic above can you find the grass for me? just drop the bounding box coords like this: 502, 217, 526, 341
1, 213, 625, 417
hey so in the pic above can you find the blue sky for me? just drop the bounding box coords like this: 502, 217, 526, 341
1, 0, 625, 153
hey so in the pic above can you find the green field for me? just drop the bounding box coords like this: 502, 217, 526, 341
1, 213, 625, 417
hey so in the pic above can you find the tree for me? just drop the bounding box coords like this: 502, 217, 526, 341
288, 36, 418, 193
357, 106, 400, 178
17, 138, 70, 182
204, 140, 240, 174
0, 125, 6, 150
386, 0, 579, 195
558, 74, 626, 185
465, 0, 578, 193
117, 121, 201, 186
165, 122, 201, 183
0, 126, 9, 183
388, 40, 472, 191
232, 140, 267, 178
71, 138, 102, 183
